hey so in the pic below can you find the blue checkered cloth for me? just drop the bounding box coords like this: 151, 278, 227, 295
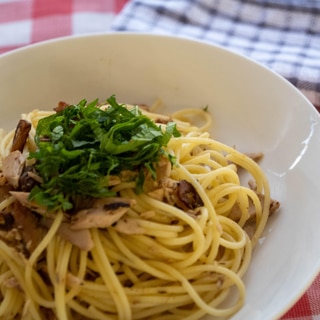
111, 0, 320, 108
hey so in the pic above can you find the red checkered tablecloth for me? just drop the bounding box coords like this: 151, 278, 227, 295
0, 0, 127, 54
0, 1, 319, 319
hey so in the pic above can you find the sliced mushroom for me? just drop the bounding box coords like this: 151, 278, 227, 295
229, 180, 280, 239
10, 119, 32, 152
19, 166, 42, 192
58, 222, 94, 251
10, 191, 47, 215
174, 180, 204, 211
248, 180, 280, 217
42, 218, 94, 251
113, 218, 144, 234
229, 198, 256, 222
229, 191, 280, 223
0, 199, 45, 256
54, 101, 69, 113
2, 151, 26, 188
11, 200, 45, 253
70, 197, 135, 230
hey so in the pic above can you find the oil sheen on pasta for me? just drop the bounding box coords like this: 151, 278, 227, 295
0, 96, 278, 320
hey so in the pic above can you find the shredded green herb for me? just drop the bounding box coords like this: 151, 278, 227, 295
29, 95, 180, 212
203, 105, 209, 112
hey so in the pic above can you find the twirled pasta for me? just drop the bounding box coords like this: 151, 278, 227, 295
0, 101, 277, 319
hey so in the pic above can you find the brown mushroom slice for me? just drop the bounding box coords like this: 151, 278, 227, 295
19, 166, 43, 192
229, 193, 280, 224
174, 180, 204, 211
70, 197, 135, 230
0, 200, 45, 256
10, 191, 47, 215
247, 180, 280, 217
11, 200, 45, 253
2, 151, 26, 188
57, 222, 94, 251
113, 218, 144, 234
11, 119, 32, 152
228, 198, 256, 222
53, 101, 70, 113
42, 219, 94, 251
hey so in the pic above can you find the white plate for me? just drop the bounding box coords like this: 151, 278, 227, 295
1, 33, 320, 320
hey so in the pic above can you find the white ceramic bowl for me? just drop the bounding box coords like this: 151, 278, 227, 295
1, 33, 320, 320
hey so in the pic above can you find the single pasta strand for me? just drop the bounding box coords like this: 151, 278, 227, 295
235, 189, 252, 227
0, 196, 15, 212
235, 234, 252, 278
46, 232, 57, 286
172, 108, 213, 132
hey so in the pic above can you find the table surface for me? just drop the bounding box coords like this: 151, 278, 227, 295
0, 1, 319, 319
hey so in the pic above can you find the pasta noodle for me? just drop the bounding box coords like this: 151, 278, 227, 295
0, 100, 277, 319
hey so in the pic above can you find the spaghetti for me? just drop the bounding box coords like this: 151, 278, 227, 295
0, 98, 278, 319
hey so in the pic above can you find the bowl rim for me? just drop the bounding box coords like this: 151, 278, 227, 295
1, 31, 320, 320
